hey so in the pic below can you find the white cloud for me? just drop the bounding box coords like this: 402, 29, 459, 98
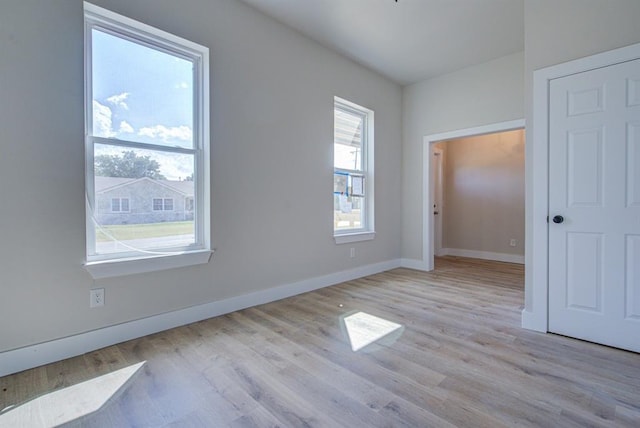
92, 100, 116, 138
118, 120, 134, 134
106, 92, 130, 110
175, 82, 189, 89
138, 125, 192, 142
155, 152, 193, 181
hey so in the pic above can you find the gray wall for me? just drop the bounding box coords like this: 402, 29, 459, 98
401, 51, 524, 261
442, 130, 525, 256
523, 0, 640, 312
0, 0, 402, 353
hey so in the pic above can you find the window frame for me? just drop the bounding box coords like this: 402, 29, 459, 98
152, 198, 174, 211
333, 97, 375, 244
185, 197, 194, 212
111, 197, 130, 213
83, 2, 211, 278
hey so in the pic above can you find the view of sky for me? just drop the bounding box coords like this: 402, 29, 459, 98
92, 29, 194, 180
92, 28, 362, 181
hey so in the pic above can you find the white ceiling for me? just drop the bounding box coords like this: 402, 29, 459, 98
239, 0, 524, 85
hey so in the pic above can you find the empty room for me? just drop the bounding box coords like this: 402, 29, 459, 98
1, 0, 639, 426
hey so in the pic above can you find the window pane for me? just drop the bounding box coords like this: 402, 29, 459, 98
164, 198, 174, 211
334, 195, 364, 231
111, 198, 120, 212
334, 108, 363, 171
91, 29, 194, 149
93, 144, 195, 254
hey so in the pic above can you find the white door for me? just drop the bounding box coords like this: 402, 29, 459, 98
548, 58, 640, 352
432, 147, 444, 256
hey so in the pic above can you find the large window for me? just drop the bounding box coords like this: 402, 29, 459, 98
84, 2, 210, 275
333, 97, 374, 243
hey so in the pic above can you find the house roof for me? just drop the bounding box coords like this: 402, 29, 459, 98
94, 176, 194, 197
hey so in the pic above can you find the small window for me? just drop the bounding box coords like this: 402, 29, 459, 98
111, 197, 130, 212
84, 2, 210, 272
333, 97, 374, 242
164, 198, 174, 211
153, 198, 163, 211
153, 198, 173, 211
185, 197, 194, 212
152, 198, 173, 211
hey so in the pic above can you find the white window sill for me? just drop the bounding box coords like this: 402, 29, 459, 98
334, 231, 376, 245
85, 249, 213, 279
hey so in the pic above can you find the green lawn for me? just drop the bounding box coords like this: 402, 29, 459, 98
96, 221, 194, 242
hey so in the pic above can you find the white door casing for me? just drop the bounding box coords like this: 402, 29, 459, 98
548, 58, 640, 352
432, 147, 444, 256
421, 119, 525, 272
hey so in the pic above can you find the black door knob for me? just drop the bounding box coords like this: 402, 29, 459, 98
553, 215, 564, 224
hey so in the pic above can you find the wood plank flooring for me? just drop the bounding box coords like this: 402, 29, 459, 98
1, 256, 639, 427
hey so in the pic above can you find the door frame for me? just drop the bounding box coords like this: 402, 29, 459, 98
524, 41, 640, 332
432, 146, 444, 257
421, 119, 525, 271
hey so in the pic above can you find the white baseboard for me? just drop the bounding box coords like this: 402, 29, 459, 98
399, 258, 430, 271
440, 248, 524, 264
521, 308, 547, 332
0, 259, 401, 378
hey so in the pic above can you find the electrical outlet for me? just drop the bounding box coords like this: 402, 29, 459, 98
509, 239, 517, 247
90, 288, 105, 308
350, 247, 356, 258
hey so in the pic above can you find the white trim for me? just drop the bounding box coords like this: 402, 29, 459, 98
422, 119, 525, 272
85, 249, 213, 279
333, 96, 375, 236
400, 258, 429, 270
432, 147, 444, 257
0, 258, 401, 377
84, 2, 211, 269
526, 41, 640, 332
84, 2, 206, 55
334, 231, 376, 244
440, 248, 524, 264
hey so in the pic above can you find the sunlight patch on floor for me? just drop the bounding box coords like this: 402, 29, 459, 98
0, 361, 145, 427
342, 312, 403, 351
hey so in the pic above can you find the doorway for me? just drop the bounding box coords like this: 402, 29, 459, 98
432, 130, 525, 265
421, 119, 525, 271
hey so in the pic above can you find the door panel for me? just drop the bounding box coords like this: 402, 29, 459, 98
628, 123, 640, 207
567, 128, 603, 207
628, 78, 640, 107
549, 58, 640, 352
566, 232, 603, 312
627, 235, 640, 320
567, 85, 604, 116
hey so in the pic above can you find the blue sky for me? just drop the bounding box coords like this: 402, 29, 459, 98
92, 29, 194, 179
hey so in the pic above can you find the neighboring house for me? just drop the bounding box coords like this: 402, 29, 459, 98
94, 176, 194, 225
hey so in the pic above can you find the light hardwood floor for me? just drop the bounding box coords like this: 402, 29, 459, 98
1, 257, 639, 427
